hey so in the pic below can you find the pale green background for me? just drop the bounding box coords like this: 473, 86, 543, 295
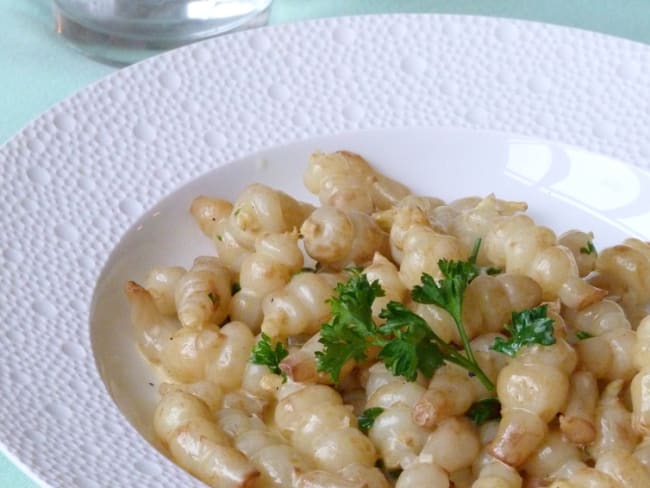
1, 0, 649, 486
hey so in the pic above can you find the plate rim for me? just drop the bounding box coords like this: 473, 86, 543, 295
2, 13, 650, 487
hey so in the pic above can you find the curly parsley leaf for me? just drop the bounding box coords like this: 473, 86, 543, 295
316, 272, 447, 384
491, 304, 556, 357
379, 340, 419, 382
315, 332, 369, 384
329, 270, 384, 336
413, 258, 481, 322
316, 252, 496, 388
485, 266, 503, 276
250, 333, 289, 376
315, 241, 503, 389
411, 238, 487, 322
575, 330, 594, 340
416, 340, 446, 378
466, 398, 502, 425
358, 407, 384, 432
377, 301, 430, 337
580, 241, 597, 256
409, 238, 494, 390
378, 302, 444, 381
315, 271, 383, 383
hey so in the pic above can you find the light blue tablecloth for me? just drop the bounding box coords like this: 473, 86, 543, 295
2, 1, 649, 486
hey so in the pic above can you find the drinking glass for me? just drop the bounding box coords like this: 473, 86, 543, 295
53, 0, 273, 65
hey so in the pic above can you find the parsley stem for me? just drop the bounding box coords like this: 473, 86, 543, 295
449, 353, 494, 391
469, 238, 482, 264
426, 329, 494, 391
432, 334, 494, 391
452, 312, 476, 364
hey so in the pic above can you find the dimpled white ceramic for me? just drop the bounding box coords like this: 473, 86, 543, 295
1, 15, 650, 488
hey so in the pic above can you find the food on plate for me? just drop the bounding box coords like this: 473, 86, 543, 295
126, 150, 650, 487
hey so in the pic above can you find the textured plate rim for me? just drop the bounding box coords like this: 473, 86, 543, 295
2, 13, 650, 487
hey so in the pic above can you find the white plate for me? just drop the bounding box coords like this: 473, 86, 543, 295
96, 127, 650, 453
2, 14, 650, 488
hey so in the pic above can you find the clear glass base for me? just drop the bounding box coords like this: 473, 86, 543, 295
53, 0, 273, 66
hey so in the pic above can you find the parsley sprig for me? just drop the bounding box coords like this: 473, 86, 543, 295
314, 271, 451, 383
580, 240, 597, 255
315, 240, 496, 389
250, 333, 289, 377
490, 305, 556, 356
466, 398, 502, 425
314, 273, 384, 383
410, 239, 494, 390
358, 407, 384, 432
575, 330, 594, 340
307, 238, 556, 391
377, 302, 444, 379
